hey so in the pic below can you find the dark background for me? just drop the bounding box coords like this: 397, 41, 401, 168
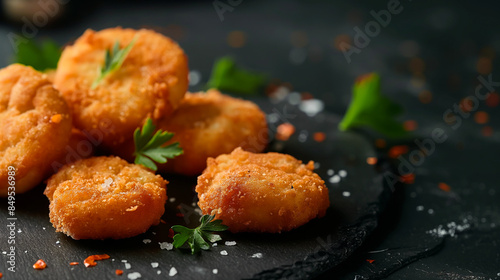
0, 0, 499, 279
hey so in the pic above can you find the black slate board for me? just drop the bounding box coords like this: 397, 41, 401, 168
0, 99, 394, 279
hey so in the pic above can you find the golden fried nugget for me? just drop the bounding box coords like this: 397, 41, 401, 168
113, 89, 268, 176
54, 27, 189, 148
196, 148, 330, 233
0, 64, 72, 196
44, 156, 167, 240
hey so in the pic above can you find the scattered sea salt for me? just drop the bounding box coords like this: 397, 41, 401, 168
212, 243, 217, 247
329, 175, 341, 184
298, 130, 308, 142
169, 267, 177, 277
426, 220, 471, 237
157, 270, 161, 275
220, 250, 228, 256
428, 209, 434, 215
42, 227, 46, 230
121, 260, 128, 263
299, 99, 324, 117
342, 191, 351, 197
338, 170, 347, 177
159, 242, 173, 250
56, 241, 60, 244
125, 263, 131, 270
127, 272, 141, 279
143, 239, 151, 244
287, 92, 302, 105
169, 197, 176, 203
314, 162, 320, 169
188, 70, 201, 86
416, 206, 424, 211
327, 169, 334, 176
213, 269, 218, 274
225, 241, 237, 246
101, 177, 113, 191
251, 253, 263, 258
151, 262, 159, 268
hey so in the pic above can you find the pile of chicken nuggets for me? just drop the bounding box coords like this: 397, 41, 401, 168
0, 27, 329, 240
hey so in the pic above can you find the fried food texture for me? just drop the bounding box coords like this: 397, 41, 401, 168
113, 89, 268, 175
196, 148, 330, 233
54, 27, 189, 148
0, 64, 72, 196
44, 156, 168, 240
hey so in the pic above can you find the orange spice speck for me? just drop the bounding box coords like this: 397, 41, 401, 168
50, 114, 62, 124
366, 157, 378, 165
160, 219, 167, 224
301, 92, 314, 100
69, 262, 79, 266
366, 259, 375, 264
115, 269, 124, 276
84, 254, 110, 268
482, 126, 493, 137
276, 123, 295, 141
0, 272, 3, 278
418, 90, 433, 104
389, 145, 409, 159
313, 132, 326, 142
474, 111, 489, 124
375, 138, 386, 149
33, 259, 47, 270
459, 98, 475, 113
486, 92, 500, 107
403, 120, 418, 131
401, 173, 415, 184
438, 182, 451, 192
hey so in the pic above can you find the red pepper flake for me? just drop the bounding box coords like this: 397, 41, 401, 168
313, 132, 326, 142
0, 272, 3, 278
459, 98, 475, 113
115, 269, 124, 276
388, 145, 409, 159
50, 114, 62, 124
160, 219, 167, 224
400, 173, 415, 184
176, 213, 184, 218
366, 157, 378, 165
473, 111, 489, 124
486, 92, 500, 107
366, 259, 375, 264
418, 90, 433, 104
375, 138, 386, 149
168, 228, 175, 239
403, 120, 418, 131
33, 259, 47, 270
482, 126, 493, 137
69, 262, 79, 266
438, 182, 451, 192
276, 123, 295, 141
84, 254, 110, 268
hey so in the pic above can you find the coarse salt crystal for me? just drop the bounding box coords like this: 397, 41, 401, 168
169, 267, 177, 277
159, 242, 173, 250
213, 269, 218, 274
225, 241, 237, 246
151, 262, 159, 268
220, 250, 228, 256
342, 191, 351, 197
125, 263, 131, 269
329, 175, 341, 184
338, 170, 347, 177
251, 253, 263, 258
127, 272, 141, 279
416, 206, 424, 211
143, 239, 151, 244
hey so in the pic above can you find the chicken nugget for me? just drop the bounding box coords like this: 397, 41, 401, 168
0, 64, 71, 196
54, 27, 189, 148
113, 89, 268, 175
45, 156, 167, 240
196, 147, 329, 233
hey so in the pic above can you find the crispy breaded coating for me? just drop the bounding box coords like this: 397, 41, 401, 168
0, 64, 72, 196
45, 156, 168, 240
113, 89, 268, 175
54, 27, 189, 148
196, 148, 330, 233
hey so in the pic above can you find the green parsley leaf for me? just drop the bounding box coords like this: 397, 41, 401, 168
133, 118, 183, 171
338, 73, 409, 139
206, 56, 267, 95
13, 37, 61, 71
171, 214, 228, 254
91, 37, 137, 89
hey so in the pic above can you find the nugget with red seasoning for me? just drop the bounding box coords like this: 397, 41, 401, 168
196, 148, 329, 233
0, 64, 72, 196
45, 156, 167, 240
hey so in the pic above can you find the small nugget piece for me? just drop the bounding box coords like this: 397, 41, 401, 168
0, 64, 72, 196
196, 148, 329, 233
113, 89, 268, 175
54, 27, 189, 148
45, 156, 167, 240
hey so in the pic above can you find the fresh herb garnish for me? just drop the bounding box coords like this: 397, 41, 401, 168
338, 73, 409, 139
171, 214, 228, 254
206, 56, 267, 95
13, 37, 61, 71
92, 37, 137, 89
133, 118, 183, 171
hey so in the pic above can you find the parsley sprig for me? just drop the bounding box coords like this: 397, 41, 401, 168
91, 37, 137, 89
171, 214, 228, 254
133, 118, 183, 171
